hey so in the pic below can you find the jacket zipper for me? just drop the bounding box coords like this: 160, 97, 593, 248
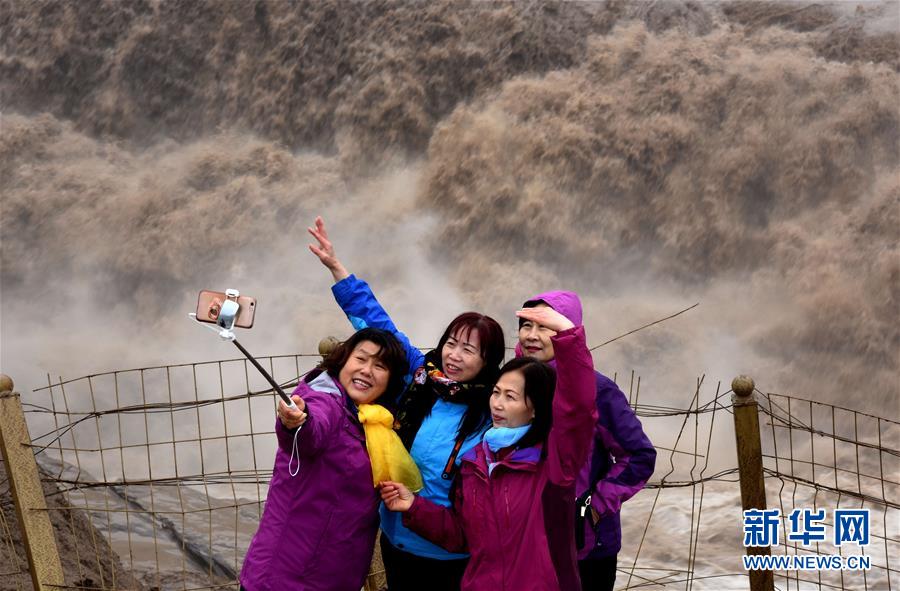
503, 485, 511, 529
489, 476, 507, 591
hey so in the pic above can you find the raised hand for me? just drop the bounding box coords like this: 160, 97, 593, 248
307, 216, 350, 282
379, 480, 415, 512
515, 306, 575, 333
278, 394, 308, 430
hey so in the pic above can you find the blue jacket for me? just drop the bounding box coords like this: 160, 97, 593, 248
332, 275, 484, 560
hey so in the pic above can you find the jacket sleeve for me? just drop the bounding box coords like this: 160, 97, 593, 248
546, 325, 598, 486
275, 383, 342, 458
401, 485, 468, 553
590, 382, 656, 516
331, 274, 425, 378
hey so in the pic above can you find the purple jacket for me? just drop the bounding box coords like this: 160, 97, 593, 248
402, 326, 597, 591
519, 291, 656, 559
240, 372, 380, 591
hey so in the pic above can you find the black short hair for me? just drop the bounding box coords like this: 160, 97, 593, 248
319, 328, 408, 404
495, 357, 556, 450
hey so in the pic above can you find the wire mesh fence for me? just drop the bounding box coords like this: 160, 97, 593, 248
1, 350, 897, 591
757, 392, 899, 591
22, 353, 324, 591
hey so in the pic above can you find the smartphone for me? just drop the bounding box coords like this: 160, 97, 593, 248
195, 290, 257, 329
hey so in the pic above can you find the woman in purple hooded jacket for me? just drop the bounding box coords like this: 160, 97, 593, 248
380, 305, 598, 591
239, 327, 410, 591
518, 291, 657, 591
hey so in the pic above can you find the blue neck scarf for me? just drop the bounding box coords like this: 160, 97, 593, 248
483, 424, 532, 476
483, 424, 531, 453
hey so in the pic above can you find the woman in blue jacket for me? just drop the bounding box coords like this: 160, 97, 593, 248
307, 216, 506, 591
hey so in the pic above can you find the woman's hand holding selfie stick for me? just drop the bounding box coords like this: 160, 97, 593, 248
278, 395, 308, 430
308, 216, 350, 282
379, 481, 415, 512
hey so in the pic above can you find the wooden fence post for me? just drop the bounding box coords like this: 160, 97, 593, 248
732, 375, 775, 591
0, 374, 65, 590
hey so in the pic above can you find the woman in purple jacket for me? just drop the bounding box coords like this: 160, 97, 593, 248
239, 327, 409, 591
518, 291, 657, 591
380, 305, 598, 591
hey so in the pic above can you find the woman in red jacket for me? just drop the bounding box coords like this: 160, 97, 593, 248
380, 305, 597, 591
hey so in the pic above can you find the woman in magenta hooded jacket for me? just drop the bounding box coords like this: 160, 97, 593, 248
518, 291, 656, 591
380, 305, 597, 591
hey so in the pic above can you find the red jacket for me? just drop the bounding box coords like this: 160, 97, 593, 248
402, 326, 597, 591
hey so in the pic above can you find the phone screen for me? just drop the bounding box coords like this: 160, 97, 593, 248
195, 290, 256, 328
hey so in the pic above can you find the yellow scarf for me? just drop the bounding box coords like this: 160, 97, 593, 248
357, 404, 423, 492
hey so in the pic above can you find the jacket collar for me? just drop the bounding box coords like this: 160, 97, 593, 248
461, 441, 543, 478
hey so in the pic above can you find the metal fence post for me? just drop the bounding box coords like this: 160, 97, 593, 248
732, 375, 775, 591
0, 374, 65, 590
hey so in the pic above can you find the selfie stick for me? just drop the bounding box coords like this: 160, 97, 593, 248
229, 338, 297, 409
189, 290, 299, 411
